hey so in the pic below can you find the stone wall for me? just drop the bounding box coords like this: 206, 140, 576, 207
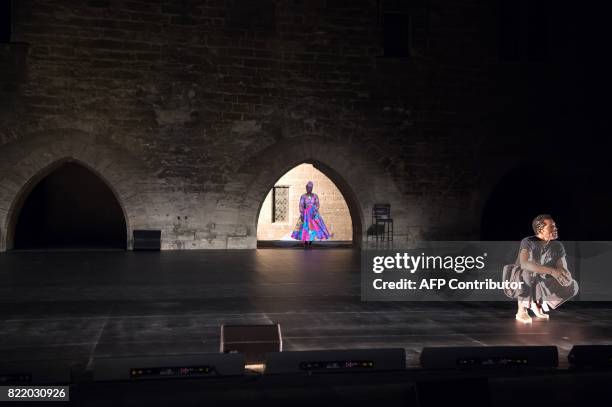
0, 0, 522, 250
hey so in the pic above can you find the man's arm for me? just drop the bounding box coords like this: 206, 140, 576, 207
519, 248, 556, 275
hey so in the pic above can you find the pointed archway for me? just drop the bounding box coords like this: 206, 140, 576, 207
9, 160, 128, 250
0, 130, 159, 252
255, 160, 362, 247
256, 162, 354, 246
219, 136, 410, 249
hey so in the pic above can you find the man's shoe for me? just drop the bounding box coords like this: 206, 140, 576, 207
515, 310, 532, 324
530, 304, 550, 319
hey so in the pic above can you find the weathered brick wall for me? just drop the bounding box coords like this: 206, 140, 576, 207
0, 0, 513, 250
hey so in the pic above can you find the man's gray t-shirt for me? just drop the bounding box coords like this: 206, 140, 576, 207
517, 236, 577, 309
520, 236, 566, 267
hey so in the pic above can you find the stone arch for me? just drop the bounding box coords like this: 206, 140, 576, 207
255, 160, 362, 244
0, 129, 153, 251
8, 159, 129, 249
223, 136, 411, 248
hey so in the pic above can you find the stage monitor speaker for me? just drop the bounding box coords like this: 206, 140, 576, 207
568, 345, 612, 369
93, 353, 245, 381
220, 324, 282, 365
420, 346, 558, 370
133, 229, 161, 251
0, 360, 72, 384
264, 348, 406, 374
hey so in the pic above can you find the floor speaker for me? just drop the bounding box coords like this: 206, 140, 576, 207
133, 229, 161, 251
220, 324, 282, 365
420, 346, 558, 370
264, 348, 406, 374
569, 345, 612, 369
0, 360, 72, 384
93, 353, 245, 381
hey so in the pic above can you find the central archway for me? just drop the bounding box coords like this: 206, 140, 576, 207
255, 160, 362, 247
256, 162, 354, 245
9, 160, 128, 250
222, 136, 410, 249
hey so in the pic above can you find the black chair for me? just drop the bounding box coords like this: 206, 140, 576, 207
367, 204, 393, 242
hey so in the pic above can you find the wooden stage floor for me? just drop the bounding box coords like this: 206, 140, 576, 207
1, 249, 611, 379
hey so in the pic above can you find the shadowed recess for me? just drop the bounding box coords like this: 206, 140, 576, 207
13, 162, 127, 250
481, 165, 579, 241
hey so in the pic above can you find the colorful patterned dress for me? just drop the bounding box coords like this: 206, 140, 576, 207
291, 193, 331, 241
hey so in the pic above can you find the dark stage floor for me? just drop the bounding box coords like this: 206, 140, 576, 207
1, 249, 611, 380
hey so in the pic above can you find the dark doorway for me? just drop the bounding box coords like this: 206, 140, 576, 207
13, 162, 127, 249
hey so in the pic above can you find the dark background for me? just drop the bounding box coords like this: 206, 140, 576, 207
481, 0, 612, 241
0, 0, 611, 247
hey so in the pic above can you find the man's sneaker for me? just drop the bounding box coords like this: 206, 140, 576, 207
515, 309, 533, 324
530, 304, 550, 320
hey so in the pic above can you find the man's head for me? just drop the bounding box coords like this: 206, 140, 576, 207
532, 214, 558, 240
306, 181, 313, 193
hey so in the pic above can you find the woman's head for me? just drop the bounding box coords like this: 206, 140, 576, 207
532, 214, 558, 240
306, 181, 313, 193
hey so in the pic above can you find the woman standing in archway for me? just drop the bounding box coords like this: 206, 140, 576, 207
291, 181, 330, 249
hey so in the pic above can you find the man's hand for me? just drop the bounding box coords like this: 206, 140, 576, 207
551, 268, 572, 286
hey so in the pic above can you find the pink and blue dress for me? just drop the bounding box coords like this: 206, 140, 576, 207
291, 193, 331, 241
